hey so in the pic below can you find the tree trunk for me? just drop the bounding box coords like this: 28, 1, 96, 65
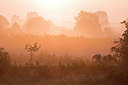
30, 51, 33, 65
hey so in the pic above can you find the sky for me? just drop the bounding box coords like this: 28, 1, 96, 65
0, 0, 128, 28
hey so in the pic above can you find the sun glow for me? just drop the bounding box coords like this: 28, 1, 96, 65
38, 0, 66, 10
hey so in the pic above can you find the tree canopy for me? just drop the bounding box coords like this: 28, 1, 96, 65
111, 20, 128, 65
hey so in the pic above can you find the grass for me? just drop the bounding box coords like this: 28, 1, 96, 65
0, 55, 128, 85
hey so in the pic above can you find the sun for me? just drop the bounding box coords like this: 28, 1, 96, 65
37, 0, 66, 10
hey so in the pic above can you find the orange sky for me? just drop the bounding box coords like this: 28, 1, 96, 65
0, 0, 128, 28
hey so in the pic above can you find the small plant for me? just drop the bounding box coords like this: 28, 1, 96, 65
25, 43, 41, 65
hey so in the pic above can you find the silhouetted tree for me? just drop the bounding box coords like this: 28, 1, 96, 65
0, 48, 11, 75
25, 43, 41, 65
111, 20, 128, 65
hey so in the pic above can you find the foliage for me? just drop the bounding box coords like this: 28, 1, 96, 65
0, 15, 9, 29
74, 11, 103, 37
25, 43, 41, 65
111, 20, 128, 65
24, 16, 49, 35
0, 48, 11, 75
0, 51, 127, 85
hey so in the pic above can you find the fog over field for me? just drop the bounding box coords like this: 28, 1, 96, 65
0, 0, 128, 85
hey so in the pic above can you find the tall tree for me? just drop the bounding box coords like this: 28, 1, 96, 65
111, 20, 128, 65
74, 11, 103, 37
0, 48, 11, 75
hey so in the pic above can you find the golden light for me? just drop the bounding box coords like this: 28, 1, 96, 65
37, 0, 66, 10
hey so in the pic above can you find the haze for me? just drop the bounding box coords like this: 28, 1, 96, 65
0, 0, 128, 28
0, 0, 127, 59
1, 0, 128, 84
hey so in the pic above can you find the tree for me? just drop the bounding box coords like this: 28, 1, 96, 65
24, 16, 49, 35
0, 15, 9, 36
11, 15, 21, 25
0, 48, 11, 75
25, 43, 41, 65
111, 20, 128, 65
0, 15, 9, 29
27, 12, 39, 21
11, 22, 22, 34
74, 11, 103, 37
